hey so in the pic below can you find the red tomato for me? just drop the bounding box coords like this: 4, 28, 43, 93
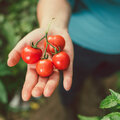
36, 59, 53, 77
52, 52, 70, 70
21, 45, 42, 64
44, 35, 65, 54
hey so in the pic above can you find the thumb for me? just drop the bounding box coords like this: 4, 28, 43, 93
7, 28, 44, 67
7, 40, 26, 67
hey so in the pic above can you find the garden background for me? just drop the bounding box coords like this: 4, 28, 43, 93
0, 0, 120, 120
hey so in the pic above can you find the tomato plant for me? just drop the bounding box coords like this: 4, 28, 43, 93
52, 51, 70, 70
21, 45, 42, 64
36, 59, 53, 77
78, 89, 120, 120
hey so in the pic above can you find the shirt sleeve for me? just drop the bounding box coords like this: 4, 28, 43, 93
67, 0, 75, 10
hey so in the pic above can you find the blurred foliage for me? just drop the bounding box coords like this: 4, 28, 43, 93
0, 0, 38, 114
116, 72, 120, 92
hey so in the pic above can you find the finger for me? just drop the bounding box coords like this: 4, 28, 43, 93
63, 62, 73, 91
7, 28, 45, 67
62, 33, 74, 91
32, 76, 48, 97
43, 70, 60, 97
22, 65, 38, 101
63, 52, 74, 91
7, 40, 26, 67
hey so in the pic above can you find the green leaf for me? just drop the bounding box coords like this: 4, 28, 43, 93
78, 115, 101, 120
0, 80, 8, 104
110, 89, 120, 104
100, 95, 117, 109
100, 89, 120, 109
101, 112, 120, 120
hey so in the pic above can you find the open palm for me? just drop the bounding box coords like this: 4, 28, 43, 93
7, 28, 74, 101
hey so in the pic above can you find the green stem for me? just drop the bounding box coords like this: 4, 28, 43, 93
48, 42, 58, 54
43, 33, 49, 59
43, 32, 58, 59
47, 42, 56, 49
46, 18, 55, 34
33, 35, 46, 48
43, 18, 60, 58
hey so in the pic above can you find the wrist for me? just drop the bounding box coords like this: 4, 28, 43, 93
39, 18, 68, 31
39, 18, 68, 33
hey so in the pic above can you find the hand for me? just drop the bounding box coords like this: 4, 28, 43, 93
7, 28, 74, 101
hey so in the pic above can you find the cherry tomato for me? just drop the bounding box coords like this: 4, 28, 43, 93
44, 35, 65, 54
36, 59, 53, 77
52, 52, 70, 70
21, 45, 42, 64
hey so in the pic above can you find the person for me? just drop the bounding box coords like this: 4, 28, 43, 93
7, 0, 120, 119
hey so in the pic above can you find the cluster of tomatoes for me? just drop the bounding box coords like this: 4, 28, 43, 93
21, 34, 70, 77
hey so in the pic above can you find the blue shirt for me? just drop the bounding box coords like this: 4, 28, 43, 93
68, 0, 120, 54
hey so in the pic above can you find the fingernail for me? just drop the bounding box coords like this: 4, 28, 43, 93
44, 88, 50, 97
32, 88, 39, 97
7, 58, 15, 67
64, 82, 70, 91
22, 93, 29, 101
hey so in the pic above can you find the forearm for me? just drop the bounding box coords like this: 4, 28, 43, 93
37, 0, 72, 30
